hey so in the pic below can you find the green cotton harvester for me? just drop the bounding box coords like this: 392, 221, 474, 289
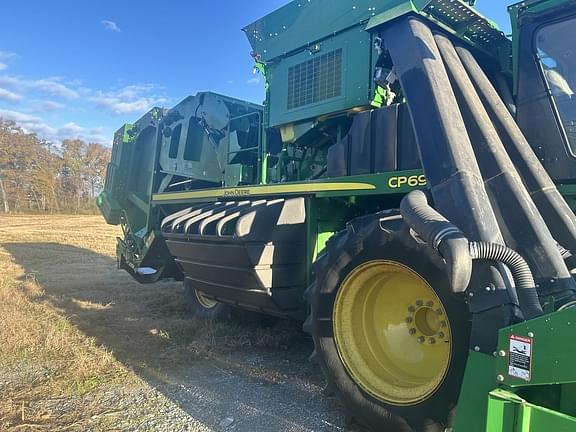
98, 0, 576, 430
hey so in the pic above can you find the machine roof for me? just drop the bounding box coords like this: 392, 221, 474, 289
244, 0, 509, 62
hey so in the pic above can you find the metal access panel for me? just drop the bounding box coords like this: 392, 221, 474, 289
267, 27, 374, 127
158, 92, 263, 186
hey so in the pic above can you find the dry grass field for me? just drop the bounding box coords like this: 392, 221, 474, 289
0, 215, 348, 432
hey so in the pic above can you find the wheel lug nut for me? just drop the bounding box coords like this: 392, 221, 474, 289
416, 300, 423, 307
428, 338, 436, 344
438, 332, 445, 339
426, 301, 434, 307
405, 317, 413, 324
409, 328, 417, 335
408, 306, 416, 313
417, 336, 425, 344
436, 309, 443, 316
440, 321, 447, 327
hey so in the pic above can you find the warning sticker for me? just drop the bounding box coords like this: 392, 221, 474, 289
508, 335, 532, 381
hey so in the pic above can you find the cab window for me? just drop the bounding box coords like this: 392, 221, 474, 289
536, 18, 576, 153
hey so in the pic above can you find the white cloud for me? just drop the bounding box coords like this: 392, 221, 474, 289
0, 51, 16, 71
55, 123, 109, 144
0, 109, 108, 144
0, 74, 168, 115
246, 77, 261, 85
0, 75, 79, 99
0, 75, 169, 143
90, 84, 167, 115
0, 51, 16, 60
0, 109, 40, 123
0, 109, 55, 137
92, 97, 153, 114
101, 20, 121, 32
36, 100, 65, 111
115, 84, 157, 99
33, 78, 79, 99
0, 88, 22, 102
37, 121, 110, 144
0, 76, 20, 87
59, 122, 84, 135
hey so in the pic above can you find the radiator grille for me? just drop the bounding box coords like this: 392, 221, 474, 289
287, 49, 342, 110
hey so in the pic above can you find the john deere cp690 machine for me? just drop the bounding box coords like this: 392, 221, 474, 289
98, 0, 576, 430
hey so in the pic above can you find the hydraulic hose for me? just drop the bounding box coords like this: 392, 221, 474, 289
469, 242, 543, 319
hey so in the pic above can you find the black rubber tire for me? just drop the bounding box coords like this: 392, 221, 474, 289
184, 279, 232, 321
305, 214, 470, 432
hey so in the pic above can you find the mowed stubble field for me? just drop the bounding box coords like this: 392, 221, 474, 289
0, 215, 351, 432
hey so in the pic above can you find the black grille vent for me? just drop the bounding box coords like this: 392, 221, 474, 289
287, 49, 342, 110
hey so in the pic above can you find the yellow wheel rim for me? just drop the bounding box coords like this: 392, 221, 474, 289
333, 260, 451, 406
195, 289, 219, 309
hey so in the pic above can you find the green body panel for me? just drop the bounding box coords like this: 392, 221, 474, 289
244, 0, 418, 63
365, 2, 421, 29
151, 170, 426, 204
367, 0, 508, 59
455, 308, 576, 432
453, 352, 497, 432
487, 389, 576, 431
495, 307, 576, 387
244, 0, 397, 125
556, 184, 576, 211
245, 0, 506, 63
265, 27, 375, 127
246, 0, 509, 126
99, 123, 135, 225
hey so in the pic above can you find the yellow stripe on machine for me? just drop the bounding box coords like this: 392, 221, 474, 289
152, 182, 376, 202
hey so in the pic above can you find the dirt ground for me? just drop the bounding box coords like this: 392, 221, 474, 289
0, 215, 352, 432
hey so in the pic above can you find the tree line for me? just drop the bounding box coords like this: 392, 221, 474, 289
0, 119, 111, 214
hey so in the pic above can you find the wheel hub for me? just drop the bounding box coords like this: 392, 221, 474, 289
332, 260, 452, 406
406, 300, 449, 345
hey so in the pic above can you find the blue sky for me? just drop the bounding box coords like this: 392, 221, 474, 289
0, 1, 510, 145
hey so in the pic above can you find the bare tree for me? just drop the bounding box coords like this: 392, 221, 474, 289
0, 119, 111, 214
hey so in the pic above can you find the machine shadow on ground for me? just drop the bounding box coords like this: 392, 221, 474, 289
3, 241, 349, 432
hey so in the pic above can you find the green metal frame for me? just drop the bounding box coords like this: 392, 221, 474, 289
454, 308, 576, 431
486, 389, 576, 431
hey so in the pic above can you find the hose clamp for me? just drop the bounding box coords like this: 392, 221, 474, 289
432, 226, 461, 250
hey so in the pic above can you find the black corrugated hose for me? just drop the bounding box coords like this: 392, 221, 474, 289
469, 242, 543, 319
401, 190, 544, 320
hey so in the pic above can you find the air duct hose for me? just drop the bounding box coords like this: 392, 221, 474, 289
401, 191, 543, 319
400, 190, 472, 294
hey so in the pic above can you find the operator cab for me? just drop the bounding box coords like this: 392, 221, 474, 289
514, 0, 576, 181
